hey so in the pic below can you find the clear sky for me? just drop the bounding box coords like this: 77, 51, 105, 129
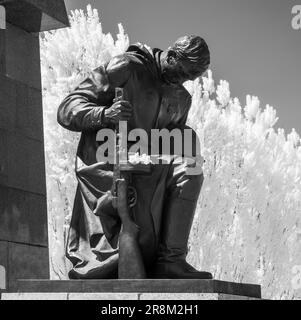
64, 0, 301, 134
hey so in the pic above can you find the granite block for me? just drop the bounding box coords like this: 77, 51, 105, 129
16, 83, 43, 141
6, 131, 46, 195
10, 279, 262, 298
139, 293, 218, 300
68, 293, 139, 300
140, 293, 261, 300
0, 185, 48, 246
0, 129, 8, 185
0, 292, 262, 300
218, 294, 261, 300
0, 74, 17, 131
5, 22, 41, 90
1, 292, 67, 300
0, 0, 69, 32
8, 242, 49, 290
1, 291, 262, 300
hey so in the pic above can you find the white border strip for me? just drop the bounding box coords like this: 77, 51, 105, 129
0, 5, 6, 30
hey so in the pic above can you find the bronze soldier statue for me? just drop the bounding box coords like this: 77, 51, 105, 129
57, 35, 212, 280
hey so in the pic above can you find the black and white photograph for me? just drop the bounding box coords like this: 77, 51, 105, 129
0, 0, 301, 307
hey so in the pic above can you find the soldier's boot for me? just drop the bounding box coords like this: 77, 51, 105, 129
152, 173, 213, 280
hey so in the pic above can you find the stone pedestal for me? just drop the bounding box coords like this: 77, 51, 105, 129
0, 0, 69, 292
0, 279, 262, 300
0, 0, 69, 32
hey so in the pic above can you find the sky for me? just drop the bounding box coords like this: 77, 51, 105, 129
64, 0, 301, 134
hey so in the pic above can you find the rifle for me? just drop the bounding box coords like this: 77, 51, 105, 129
94, 87, 150, 279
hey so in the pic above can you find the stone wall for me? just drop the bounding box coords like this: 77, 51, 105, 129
0, 21, 49, 291
0, 0, 69, 292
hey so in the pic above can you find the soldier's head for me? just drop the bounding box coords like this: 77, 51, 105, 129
161, 35, 210, 85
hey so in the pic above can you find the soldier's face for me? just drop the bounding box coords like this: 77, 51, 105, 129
162, 52, 204, 85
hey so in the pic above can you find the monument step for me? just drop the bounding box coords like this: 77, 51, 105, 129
2, 279, 261, 300
1, 292, 261, 300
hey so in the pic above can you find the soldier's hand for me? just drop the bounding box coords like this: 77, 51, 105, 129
103, 100, 133, 125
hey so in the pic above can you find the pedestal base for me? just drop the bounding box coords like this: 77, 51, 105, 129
1, 279, 262, 300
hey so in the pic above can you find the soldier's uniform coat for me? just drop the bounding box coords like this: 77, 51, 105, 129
57, 44, 202, 278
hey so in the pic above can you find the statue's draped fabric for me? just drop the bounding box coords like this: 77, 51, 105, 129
57, 44, 197, 279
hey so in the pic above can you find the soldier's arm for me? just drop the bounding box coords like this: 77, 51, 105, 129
177, 90, 201, 159
57, 55, 132, 132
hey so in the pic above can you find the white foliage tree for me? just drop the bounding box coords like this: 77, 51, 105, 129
41, 5, 301, 299
185, 73, 301, 300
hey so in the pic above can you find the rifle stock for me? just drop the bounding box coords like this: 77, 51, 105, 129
114, 87, 146, 279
